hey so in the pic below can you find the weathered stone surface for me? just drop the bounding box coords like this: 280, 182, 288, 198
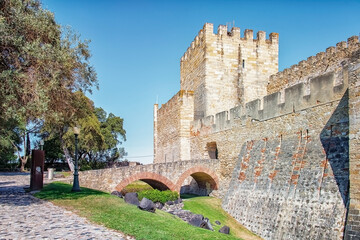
344, 49, 360, 239
162, 201, 184, 212
124, 193, 139, 206
77, 159, 220, 196
200, 218, 213, 231
188, 214, 204, 227
138, 198, 155, 213
77, 28, 360, 240
110, 191, 122, 198
154, 202, 164, 210
166, 200, 174, 205
219, 226, 230, 234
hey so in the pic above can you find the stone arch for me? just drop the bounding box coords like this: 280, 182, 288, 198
115, 172, 176, 192
175, 166, 219, 195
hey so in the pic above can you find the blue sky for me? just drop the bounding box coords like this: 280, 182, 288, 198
42, 0, 360, 164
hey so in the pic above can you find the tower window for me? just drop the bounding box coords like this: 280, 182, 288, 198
242, 60, 245, 69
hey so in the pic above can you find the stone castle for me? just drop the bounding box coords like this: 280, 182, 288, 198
153, 23, 360, 239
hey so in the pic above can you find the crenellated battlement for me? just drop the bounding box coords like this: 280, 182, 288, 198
157, 90, 194, 115
180, 22, 279, 116
268, 36, 360, 94
180, 23, 278, 64
154, 22, 360, 238
191, 66, 349, 134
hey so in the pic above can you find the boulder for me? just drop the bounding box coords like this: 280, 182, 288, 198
200, 218, 213, 231
138, 197, 156, 213
124, 192, 139, 206
111, 191, 123, 198
219, 225, 230, 234
166, 200, 174, 205
215, 220, 221, 225
188, 214, 204, 227
154, 202, 164, 210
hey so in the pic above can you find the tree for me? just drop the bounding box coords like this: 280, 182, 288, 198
62, 105, 126, 170
0, 0, 98, 170
0, 118, 21, 168
42, 99, 127, 170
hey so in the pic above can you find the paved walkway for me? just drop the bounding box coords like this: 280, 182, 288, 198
0, 173, 133, 240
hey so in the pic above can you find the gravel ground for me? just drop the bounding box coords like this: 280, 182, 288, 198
0, 172, 134, 240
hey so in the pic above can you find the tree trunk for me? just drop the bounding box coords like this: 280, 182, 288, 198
62, 143, 74, 172
20, 156, 28, 172
20, 134, 29, 172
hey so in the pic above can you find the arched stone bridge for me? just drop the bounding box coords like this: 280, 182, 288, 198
78, 159, 220, 195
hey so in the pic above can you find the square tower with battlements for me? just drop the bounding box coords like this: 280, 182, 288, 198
154, 23, 279, 163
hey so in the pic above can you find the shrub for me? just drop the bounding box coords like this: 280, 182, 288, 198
138, 189, 179, 204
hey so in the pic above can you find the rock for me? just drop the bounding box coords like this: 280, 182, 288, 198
215, 220, 221, 225
166, 200, 174, 205
188, 214, 204, 227
199, 218, 213, 231
178, 198, 183, 203
54, 173, 65, 178
174, 199, 179, 204
124, 192, 139, 206
111, 191, 123, 198
138, 197, 156, 213
154, 202, 164, 209
219, 225, 230, 234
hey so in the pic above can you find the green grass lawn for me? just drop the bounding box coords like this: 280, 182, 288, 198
35, 182, 259, 240
183, 196, 261, 240
121, 180, 153, 194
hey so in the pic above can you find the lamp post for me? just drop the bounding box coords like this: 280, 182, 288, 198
40, 140, 44, 151
72, 126, 81, 192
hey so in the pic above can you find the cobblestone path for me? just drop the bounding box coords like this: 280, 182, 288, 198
0, 173, 133, 240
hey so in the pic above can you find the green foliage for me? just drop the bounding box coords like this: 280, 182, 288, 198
138, 189, 179, 204
0, 0, 98, 125
121, 180, 153, 195
0, 118, 21, 168
41, 92, 126, 171
35, 183, 241, 240
0, 0, 98, 169
65, 103, 126, 170
43, 135, 64, 164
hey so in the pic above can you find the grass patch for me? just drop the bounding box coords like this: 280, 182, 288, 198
183, 196, 261, 240
35, 182, 243, 240
180, 193, 199, 199
60, 171, 72, 178
121, 180, 153, 194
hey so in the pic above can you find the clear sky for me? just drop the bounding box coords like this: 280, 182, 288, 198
42, 0, 360, 164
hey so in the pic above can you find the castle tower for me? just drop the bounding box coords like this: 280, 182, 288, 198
154, 23, 279, 163
180, 23, 279, 118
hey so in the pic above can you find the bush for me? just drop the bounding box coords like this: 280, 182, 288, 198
138, 189, 179, 204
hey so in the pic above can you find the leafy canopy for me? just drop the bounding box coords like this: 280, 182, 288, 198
0, 0, 97, 126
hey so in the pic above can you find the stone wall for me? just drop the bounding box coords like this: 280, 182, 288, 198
267, 36, 360, 95
77, 159, 220, 196
345, 48, 360, 239
189, 38, 360, 239
153, 21, 360, 238
153, 90, 194, 163
180, 23, 278, 118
